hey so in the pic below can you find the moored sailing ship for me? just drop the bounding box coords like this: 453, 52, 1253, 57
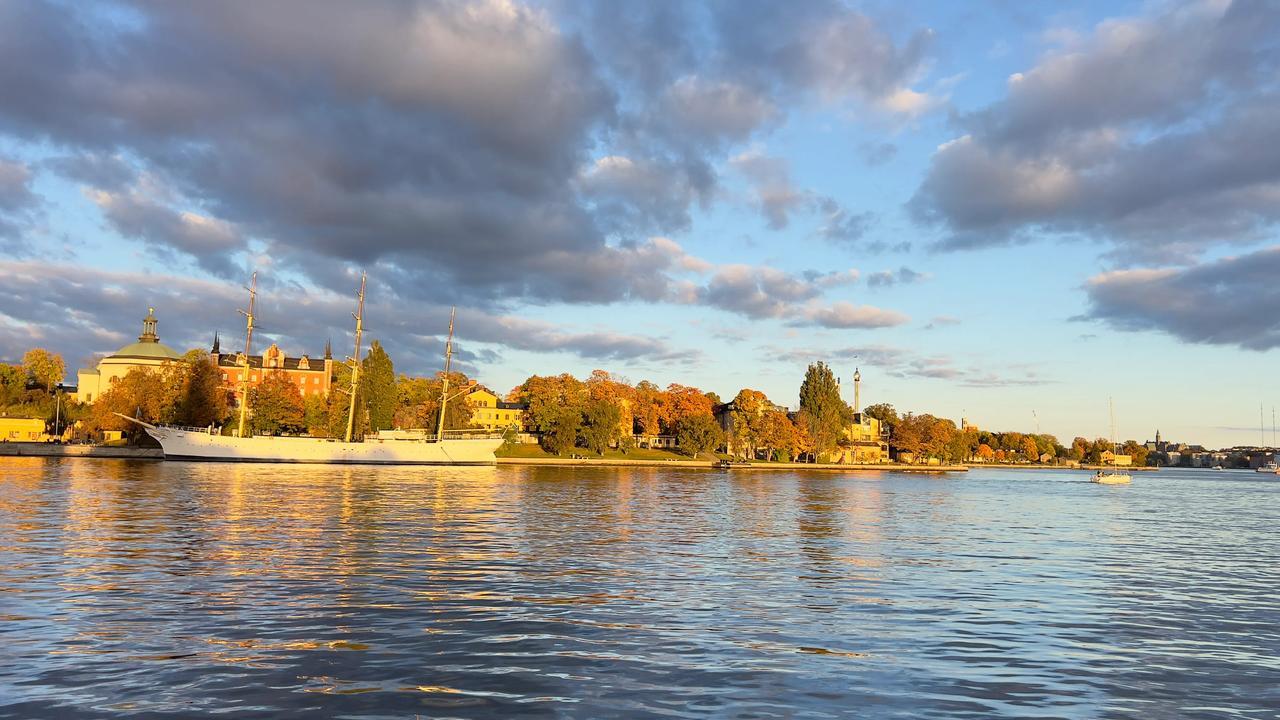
124, 273, 502, 465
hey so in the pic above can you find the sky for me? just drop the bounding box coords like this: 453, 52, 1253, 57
1, 0, 1278, 449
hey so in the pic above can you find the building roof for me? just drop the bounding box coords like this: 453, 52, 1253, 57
214, 353, 326, 371
109, 340, 183, 361
105, 307, 183, 361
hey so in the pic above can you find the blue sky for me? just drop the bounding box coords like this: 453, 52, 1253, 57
1, 0, 1278, 448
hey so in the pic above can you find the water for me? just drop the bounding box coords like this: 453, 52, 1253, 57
1, 459, 1278, 719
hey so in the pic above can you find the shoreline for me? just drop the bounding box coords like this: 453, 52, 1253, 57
0, 444, 164, 459
496, 457, 967, 472
969, 463, 1159, 472
0, 444, 964, 471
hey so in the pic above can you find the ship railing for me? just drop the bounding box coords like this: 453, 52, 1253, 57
366, 428, 505, 441
158, 423, 222, 434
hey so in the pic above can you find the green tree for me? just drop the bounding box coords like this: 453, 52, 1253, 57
362, 340, 396, 431
175, 353, 229, 427
302, 393, 329, 436
0, 363, 26, 405
581, 397, 622, 454
249, 370, 306, 435
863, 403, 899, 434
798, 362, 852, 460
544, 405, 583, 455
22, 348, 65, 391
675, 413, 724, 458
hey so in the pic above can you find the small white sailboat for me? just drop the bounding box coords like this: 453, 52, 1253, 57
1256, 405, 1279, 474
1092, 398, 1131, 484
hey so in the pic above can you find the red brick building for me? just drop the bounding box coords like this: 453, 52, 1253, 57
211, 334, 334, 399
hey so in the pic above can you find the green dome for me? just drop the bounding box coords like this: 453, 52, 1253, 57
107, 307, 183, 361
111, 341, 183, 360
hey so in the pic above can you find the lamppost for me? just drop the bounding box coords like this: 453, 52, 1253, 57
53, 383, 63, 443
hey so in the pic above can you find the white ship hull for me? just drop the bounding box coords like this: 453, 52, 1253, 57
141, 425, 501, 465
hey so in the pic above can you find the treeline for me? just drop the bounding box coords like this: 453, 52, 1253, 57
510, 362, 854, 460
864, 403, 1151, 465
11, 342, 479, 442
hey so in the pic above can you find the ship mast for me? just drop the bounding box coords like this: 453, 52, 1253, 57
236, 272, 258, 438
344, 272, 367, 443
436, 307, 456, 441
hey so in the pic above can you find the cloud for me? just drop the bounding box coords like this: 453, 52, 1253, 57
1081, 245, 1280, 350
83, 178, 246, 278
867, 266, 927, 288
858, 141, 898, 166
777, 343, 1048, 388
793, 303, 910, 329
924, 315, 961, 330
0, 261, 698, 373
910, 0, 1280, 260
0, 0, 939, 308
730, 150, 809, 230
0, 157, 40, 251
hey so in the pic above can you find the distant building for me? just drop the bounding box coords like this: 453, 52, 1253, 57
464, 385, 527, 431
75, 308, 184, 403
1101, 450, 1133, 466
210, 334, 333, 400
0, 416, 47, 442
836, 369, 889, 464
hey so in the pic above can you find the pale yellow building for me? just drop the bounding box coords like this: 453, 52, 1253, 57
0, 417, 47, 442
464, 385, 526, 431
75, 308, 183, 403
836, 369, 890, 464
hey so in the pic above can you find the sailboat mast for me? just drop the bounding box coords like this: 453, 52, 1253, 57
436, 307, 456, 441
343, 272, 367, 443
236, 272, 258, 438
1109, 397, 1117, 466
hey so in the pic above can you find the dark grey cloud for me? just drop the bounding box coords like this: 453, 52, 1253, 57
0, 261, 696, 374
0, 157, 40, 251
867, 266, 926, 288
910, 0, 1280, 260
1082, 245, 1280, 350
44, 153, 138, 191
0, 0, 935, 308
85, 182, 245, 278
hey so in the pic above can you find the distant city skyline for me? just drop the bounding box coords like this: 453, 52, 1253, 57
1, 1, 1277, 448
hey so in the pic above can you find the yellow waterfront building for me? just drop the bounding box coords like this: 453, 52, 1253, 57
75, 308, 184, 403
464, 385, 526, 431
0, 416, 47, 442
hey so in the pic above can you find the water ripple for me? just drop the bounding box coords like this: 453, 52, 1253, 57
1, 458, 1278, 718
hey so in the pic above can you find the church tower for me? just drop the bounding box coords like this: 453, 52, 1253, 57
853, 367, 862, 415
138, 307, 159, 343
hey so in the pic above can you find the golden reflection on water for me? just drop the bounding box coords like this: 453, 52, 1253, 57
4, 459, 1280, 719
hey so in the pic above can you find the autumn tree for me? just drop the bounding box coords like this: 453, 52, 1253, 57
362, 340, 396, 431
1022, 436, 1040, 462
665, 383, 713, 432
586, 369, 634, 439
798, 362, 852, 461
249, 370, 306, 435
632, 380, 668, 436
514, 374, 588, 453
759, 409, 798, 461
976, 443, 995, 461
676, 413, 723, 458
22, 348, 65, 392
88, 366, 185, 439
727, 388, 769, 459
391, 373, 472, 431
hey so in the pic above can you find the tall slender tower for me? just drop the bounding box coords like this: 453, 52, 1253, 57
853, 367, 861, 415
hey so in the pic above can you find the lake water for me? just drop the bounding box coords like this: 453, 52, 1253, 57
1, 459, 1277, 719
